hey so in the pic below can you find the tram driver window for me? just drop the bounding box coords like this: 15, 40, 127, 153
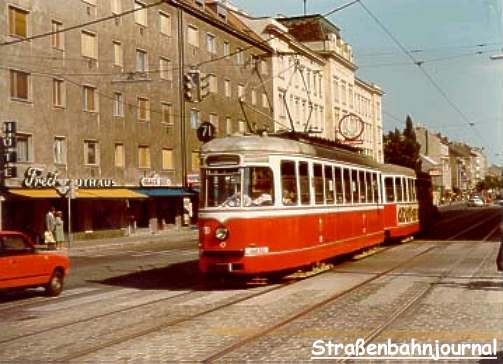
281, 160, 298, 205
243, 167, 274, 206
299, 161, 310, 205
385, 177, 394, 202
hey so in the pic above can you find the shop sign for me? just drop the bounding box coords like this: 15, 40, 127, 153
187, 173, 200, 187
23, 167, 116, 188
2, 121, 17, 179
140, 175, 172, 187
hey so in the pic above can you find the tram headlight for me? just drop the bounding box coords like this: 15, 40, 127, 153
215, 226, 229, 241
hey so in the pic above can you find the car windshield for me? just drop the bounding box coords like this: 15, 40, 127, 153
202, 167, 274, 208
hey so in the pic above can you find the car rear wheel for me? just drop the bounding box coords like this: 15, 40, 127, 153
45, 270, 64, 297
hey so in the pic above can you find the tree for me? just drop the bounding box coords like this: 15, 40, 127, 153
383, 115, 422, 172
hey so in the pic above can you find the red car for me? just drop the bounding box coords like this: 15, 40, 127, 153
0, 231, 70, 296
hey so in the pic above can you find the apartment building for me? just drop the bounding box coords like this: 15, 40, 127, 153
0, 0, 272, 239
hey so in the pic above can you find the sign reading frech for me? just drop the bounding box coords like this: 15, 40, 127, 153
23, 167, 116, 188
2, 121, 17, 179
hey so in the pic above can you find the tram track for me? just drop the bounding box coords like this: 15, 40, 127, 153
200, 216, 497, 363
1, 209, 496, 362
8, 241, 415, 362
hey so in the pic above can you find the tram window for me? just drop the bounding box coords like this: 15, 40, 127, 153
413, 179, 417, 201
358, 171, 366, 203
343, 168, 351, 204
314, 164, 324, 205
324, 165, 335, 204
243, 167, 274, 206
205, 168, 242, 207
366, 172, 372, 203
351, 169, 359, 204
396, 177, 403, 202
299, 161, 310, 205
334, 167, 343, 204
385, 177, 394, 202
281, 160, 298, 206
408, 179, 414, 202
372, 173, 379, 203
405, 178, 410, 202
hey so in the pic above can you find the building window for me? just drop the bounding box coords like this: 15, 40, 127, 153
209, 74, 217, 93
53, 79, 65, 107
191, 151, 200, 172
111, 0, 121, 14
190, 109, 200, 129
134, 1, 147, 26
261, 60, 268, 75
209, 113, 218, 132
159, 12, 171, 35
82, 85, 97, 112
114, 143, 125, 167
238, 84, 244, 99
138, 145, 151, 168
137, 97, 150, 121
51, 20, 64, 50
113, 92, 124, 117
206, 33, 216, 54
187, 25, 199, 47
262, 93, 268, 108
162, 149, 174, 170
53, 137, 66, 164
9, 6, 28, 38
84, 140, 98, 165
16, 134, 32, 162
238, 120, 246, 134
223, 41, 230, 57
251, 89, 256, 105
113, 41, 123, 67
224, 79, 231, 97
235, 48, 243, 65
81, 31, 97, 59
226, 117, 232, 135
161, 102, 173, 125
160, 57, 172, 80
10, 70, 29, 100
136, 49, 148, 72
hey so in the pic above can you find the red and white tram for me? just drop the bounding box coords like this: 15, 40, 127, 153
198, 134, 420, 275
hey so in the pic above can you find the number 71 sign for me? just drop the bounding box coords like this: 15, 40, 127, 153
197, 121, 216, 143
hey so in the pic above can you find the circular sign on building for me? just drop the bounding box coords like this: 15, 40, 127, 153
197, 122, 216, 143
338, 113, 364, 142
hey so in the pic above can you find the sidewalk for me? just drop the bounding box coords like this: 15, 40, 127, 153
36, 225, 199, 252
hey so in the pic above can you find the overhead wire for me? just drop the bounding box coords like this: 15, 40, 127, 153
357, 0, 489, 148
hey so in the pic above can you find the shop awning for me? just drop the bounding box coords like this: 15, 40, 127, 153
135, 188, 196, 197
8, 189, 60, 198
8, 188, 147, 199
76, 189, 147, 199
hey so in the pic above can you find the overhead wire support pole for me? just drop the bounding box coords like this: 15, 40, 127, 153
176, 3, 187, 188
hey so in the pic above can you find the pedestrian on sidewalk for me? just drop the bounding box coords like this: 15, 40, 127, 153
44, 206, 56, 247
54, 211, 65, 249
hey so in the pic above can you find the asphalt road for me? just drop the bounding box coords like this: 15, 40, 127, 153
0, 204, 501, 363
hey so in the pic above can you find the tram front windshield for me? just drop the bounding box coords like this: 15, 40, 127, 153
203, 167, 274, 208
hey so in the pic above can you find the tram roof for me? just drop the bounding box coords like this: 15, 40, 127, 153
380, 163, 416, 177
201, 135, 382, 169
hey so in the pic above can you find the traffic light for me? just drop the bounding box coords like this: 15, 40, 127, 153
183, 70, 200, 102
199, 74, 210, 100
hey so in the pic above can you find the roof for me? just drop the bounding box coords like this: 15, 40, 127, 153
201, 135, 383, 170
380, 163, 416, 177
276, 15, 341, 41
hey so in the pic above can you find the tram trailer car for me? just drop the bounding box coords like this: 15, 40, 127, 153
198, 135, 420, 276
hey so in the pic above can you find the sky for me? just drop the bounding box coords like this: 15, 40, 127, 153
229, 0, 503, 165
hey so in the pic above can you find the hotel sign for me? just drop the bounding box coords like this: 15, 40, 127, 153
23, 167, 116, 188
2, 121, 17, 179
